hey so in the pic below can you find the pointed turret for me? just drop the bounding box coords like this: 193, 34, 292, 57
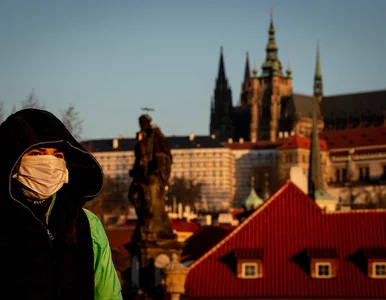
313, 44, 323, 103
308, 99, 324, 200
261, 10, 283, 77
252, 61, 258, 77
286, 62, 292, 78
244, 52, 251, 83
240, 52, 252, 107
217, 46, 227, 84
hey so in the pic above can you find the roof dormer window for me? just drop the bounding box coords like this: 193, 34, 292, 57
241, 262, 259, 279
315, 262, 333, 278
235, 248, 263, 279
372, 262, 386, 278
352, 248, 386, 279
307, 248, 338, 279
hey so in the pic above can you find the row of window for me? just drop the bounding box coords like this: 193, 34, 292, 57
173, 152, 230, 157
173, 161, 227, 168
239, 261, 386, 279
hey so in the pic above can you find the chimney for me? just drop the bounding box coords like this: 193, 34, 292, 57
112, 138, 119, 149
189, 133, 195, 141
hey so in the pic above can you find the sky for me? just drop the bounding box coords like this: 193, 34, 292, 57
0, 0, 385, 141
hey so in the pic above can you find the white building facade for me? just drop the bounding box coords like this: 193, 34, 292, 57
82, 135, 235, 211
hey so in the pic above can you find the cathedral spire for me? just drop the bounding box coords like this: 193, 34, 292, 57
240, 52, 252, 107
217, 46, 227, 84
308, 98, 324, 200
243, 52, 251, 84
314, 44, 323, 102
210, 46, 233, 142
261, 10, 283, 77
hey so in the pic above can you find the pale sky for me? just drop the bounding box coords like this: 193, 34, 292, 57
1, 0, 385, 140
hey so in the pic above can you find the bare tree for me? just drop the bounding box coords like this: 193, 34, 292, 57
168, 176, 202, 208
60, 105, 83, 140
21, 90, 45, 109
85, 176, 130, 225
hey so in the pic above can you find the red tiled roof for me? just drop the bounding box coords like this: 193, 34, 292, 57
170, 219, 201, 233
277, 135, 328, 151
307, 247, 338, 258
320, 126, 386, 150
106, 219, 201, 249
234, 248, 263, 259
363, 247, 386, 258
224, 139, 287, 150
181, 226, 234, 262
185, 182, 386, 299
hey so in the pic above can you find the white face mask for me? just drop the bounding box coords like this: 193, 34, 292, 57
12, 155, 69, 201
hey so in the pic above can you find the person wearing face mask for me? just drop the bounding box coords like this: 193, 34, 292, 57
0, 108, 122, 300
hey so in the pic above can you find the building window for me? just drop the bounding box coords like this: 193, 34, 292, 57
373, 262, 386, 278
342, 168, 347, 182
315, 262, 332, 278
335, 169, 340, 182
241, 263, 258, 279
359, 166, 370, 180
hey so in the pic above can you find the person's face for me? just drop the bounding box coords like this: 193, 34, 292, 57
24, 147, 65, 160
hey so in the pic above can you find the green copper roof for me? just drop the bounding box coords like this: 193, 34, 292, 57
242, 187, 264, 211
286, 63, 292, 78
260, 12, 283, 78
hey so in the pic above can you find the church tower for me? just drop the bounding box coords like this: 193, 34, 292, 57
210, 47, 233, 141
255, 12, 293, 141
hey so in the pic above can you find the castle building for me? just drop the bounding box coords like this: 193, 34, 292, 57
82, 134, 235, 212
209, 14, 386, 143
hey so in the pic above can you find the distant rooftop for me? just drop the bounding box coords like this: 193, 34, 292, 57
81, 135, 225, 152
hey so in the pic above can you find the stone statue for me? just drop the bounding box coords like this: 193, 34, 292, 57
128, 114, 176, 242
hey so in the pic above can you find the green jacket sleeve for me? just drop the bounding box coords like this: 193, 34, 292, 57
84, 209, 123, 300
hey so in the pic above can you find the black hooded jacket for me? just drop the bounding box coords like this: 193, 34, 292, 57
0, 109, 104, 299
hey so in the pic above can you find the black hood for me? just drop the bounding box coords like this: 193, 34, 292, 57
0, 108, 103, 202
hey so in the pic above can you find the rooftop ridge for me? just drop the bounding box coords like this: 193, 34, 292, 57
325, 209, 386, 214
324, 88, 386, 97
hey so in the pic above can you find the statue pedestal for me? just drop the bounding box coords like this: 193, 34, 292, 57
138, 239, 185, 268
126, 237, 185, 299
